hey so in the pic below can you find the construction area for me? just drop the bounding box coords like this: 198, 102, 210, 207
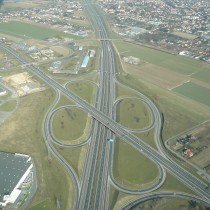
3, 72, 45, 96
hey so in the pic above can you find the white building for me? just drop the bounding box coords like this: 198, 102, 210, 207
0, 87, 6, 96
0, 153, 34, 208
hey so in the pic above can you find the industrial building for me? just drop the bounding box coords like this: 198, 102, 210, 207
89, 50, 96, 58
0, 152, 34, 209
81, 55, 90, 68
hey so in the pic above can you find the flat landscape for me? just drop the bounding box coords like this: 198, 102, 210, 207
173, 82, 210, 107
113, 140, 159, 188
116, 98, 151, 130
0, 21, 80, 40
68, 81, 97, 104
1, 0, 210, 209
114, 40, 210, 140
122, 62, 188, 89
0, 99, 17, 112
0, 89, 72, 210
52, 107, 90, 143
192, 68, 210, 84
169, 121, 210, 175
2, 0, 48, 10
114, 40, 210, 75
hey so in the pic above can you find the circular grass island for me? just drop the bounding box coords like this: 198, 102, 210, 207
52, 107, 91, 144
116, 98, 152, 130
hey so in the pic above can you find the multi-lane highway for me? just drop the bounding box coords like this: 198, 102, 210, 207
1, 0, 210, 209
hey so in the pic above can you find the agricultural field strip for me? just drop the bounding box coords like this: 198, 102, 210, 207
114, 41, 210, 108
173, 82, 210, 107
0, 21, 80, 40
114, 40, 210, 75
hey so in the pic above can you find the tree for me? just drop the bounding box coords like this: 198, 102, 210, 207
188, 200, 197, 208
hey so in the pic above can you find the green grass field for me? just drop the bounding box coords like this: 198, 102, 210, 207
114, 40, 210, 75
192, 68, 210, 84
54, 95, 75, 108
0, 100, 17, 112
113, 55, 210, 141
2, 0, 47, 10
0, 21, 80, 40
116, 98, 151, 130
0, 90, 73, 209
29, 199, 51, 210
68, 81, 96, 104
53, 145, 85, 178
113, 139, 159, 188
116, 74, 210, 140
116, 84, 138, 98
135, 129, 156, 149
3, 2, 41, 9
52, 107, 89, 143
173, 82, 210, 107
160, 172, 194, 194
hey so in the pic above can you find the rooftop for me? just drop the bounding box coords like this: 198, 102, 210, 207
0, 152, 32, 205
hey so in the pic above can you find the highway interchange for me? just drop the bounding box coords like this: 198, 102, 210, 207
0, 0, 210, 209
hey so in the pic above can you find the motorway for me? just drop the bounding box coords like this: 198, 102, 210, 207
0, 0, 210, 209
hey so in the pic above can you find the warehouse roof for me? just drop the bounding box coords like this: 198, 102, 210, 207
0, 152, 32, 205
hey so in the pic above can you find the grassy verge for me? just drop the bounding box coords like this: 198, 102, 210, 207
159, 172, 195, 194
54, 95, 75, 108
109, 186, 120, 210
113, 139, 159, 189
134, 129, 157, 149
0, 99, 17, 112
0, 89, 72, 209
28, 199, 51, 210
53, 145, 86, 178
116, 84, 138, 98
67, 81, 96, 105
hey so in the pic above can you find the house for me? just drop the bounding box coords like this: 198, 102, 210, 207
184, 149, 194, 158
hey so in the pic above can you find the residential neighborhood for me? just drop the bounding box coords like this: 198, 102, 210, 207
100, 0, 210, 61
0, 1, 90, 37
